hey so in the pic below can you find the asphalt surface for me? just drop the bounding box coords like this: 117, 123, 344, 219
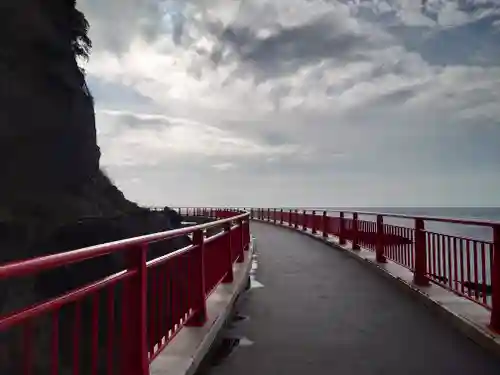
200, 222, 500, 375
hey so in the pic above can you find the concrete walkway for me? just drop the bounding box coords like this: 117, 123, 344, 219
200, 222, 500, 375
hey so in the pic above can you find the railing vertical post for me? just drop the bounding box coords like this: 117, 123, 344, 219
123, 244, 148, 375
280, 209, 284, 225
322, 211, 328, 239
303, 210, 307, 231
339, 212, 346, 245
312, 210, 317, 234
273, 208, 277, 224
251, 208, 254, 219
244, 219, 250, 251
376, 215, 387, 263
186, 230, 207, 327
490, 225, 500, 332
352, 212, 360, 250
413, 219, 429, 286
222, 223, 234, 283
267, 208, 271, 222
237, 219, 245, 263
294, 210, 299, 229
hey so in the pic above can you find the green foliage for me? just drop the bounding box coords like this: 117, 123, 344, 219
68, 0, 92, 61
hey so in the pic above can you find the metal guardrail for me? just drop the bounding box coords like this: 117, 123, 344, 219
241, 207, 499, 333
0, 209, 250, 375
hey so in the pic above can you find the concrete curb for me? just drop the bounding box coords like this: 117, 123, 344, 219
252, 219, 500, 358
150, 237, 255, 375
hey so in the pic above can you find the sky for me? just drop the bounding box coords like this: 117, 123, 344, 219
77, 0, 500, 208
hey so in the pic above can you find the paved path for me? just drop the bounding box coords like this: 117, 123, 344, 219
200, 222, 500, 375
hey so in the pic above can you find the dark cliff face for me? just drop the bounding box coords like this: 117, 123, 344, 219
0, 0, 101, 228
0, 2, 191, 373
0, 0, 147, 232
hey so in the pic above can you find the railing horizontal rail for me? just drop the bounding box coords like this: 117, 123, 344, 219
167, 206, 499, 227
0, 212, 247, 280
0, 269, 134, 331
146, 244, 194, 269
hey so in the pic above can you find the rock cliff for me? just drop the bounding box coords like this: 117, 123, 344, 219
0, 2, 190, 373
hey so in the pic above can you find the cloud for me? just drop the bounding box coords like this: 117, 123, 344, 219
212, 162, 236, 171
80, 0, 500, 206
211, 13, 387, 80
97, 109, 303, 168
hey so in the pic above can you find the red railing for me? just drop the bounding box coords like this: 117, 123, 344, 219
0, 209, 250, 375
244, 207, 499, 333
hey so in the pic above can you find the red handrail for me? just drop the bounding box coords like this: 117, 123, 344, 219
239, 207, 499, 334
0, 209, 250, 375
172, 206, 499, 227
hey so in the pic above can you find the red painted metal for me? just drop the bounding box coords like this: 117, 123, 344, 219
491, 225, 500, 332
91, 293, 99, 375
322, 211, 328, 239
223, 223, 234, 284
123, 244, 149, 375
376, 215, 386, 263
0, 210, 250, 374
339, 212, 346, 245
51, 311, 59, 375
106, 288, 114, 375
23, 321, 33, 375
414, 219, 429, 286
242, 207, 499, 332
214, 210, 240, 219
238, 220, 245, 263
352, 213, 360, 250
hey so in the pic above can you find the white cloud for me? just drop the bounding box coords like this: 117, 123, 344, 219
97, 110, 302, 168
212, 162, 236, 171
81, 0, 500, 206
